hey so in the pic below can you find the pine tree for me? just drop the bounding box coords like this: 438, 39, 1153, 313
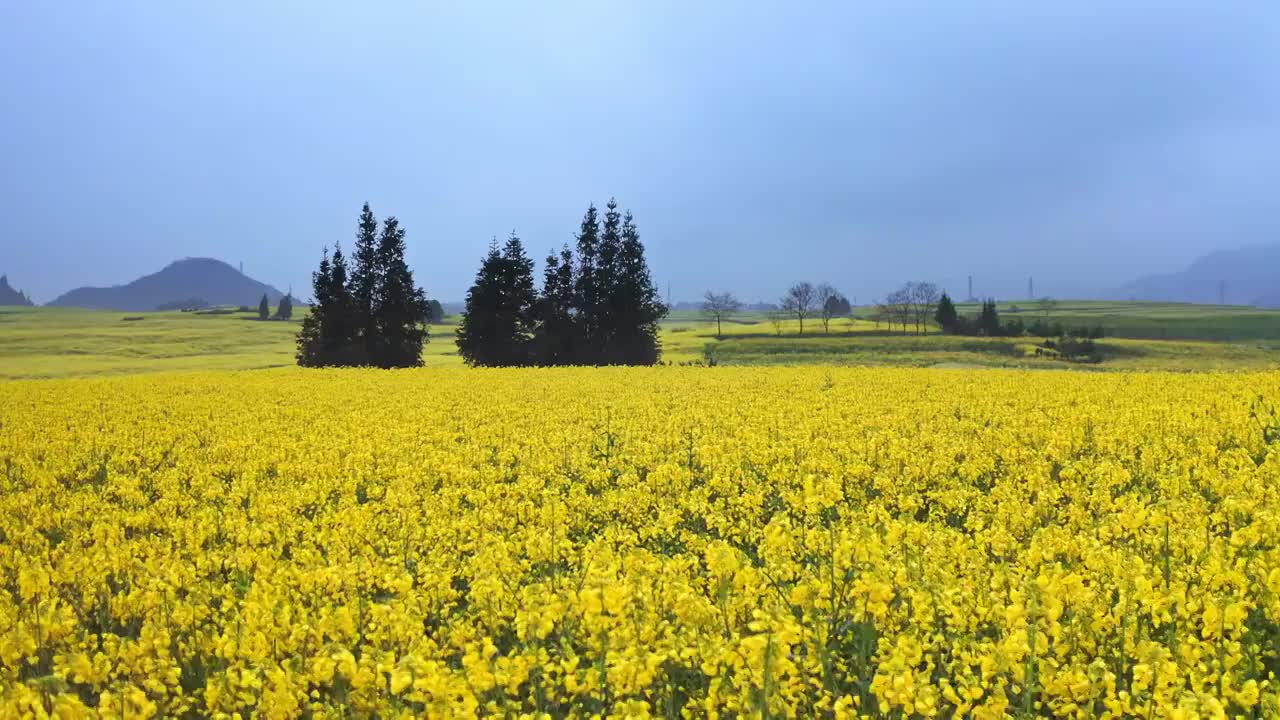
324, 243, 364, 363
612, 209, 667, 364
596, 198, 623, 361
295, 248, 332, 366
501, 232, 537, 362
977, 298, 1001, 336
573, 204, 602, 364
370, 216, 430, 368
349, 202, 380, 353
275, 293, 293, 320
457, 232, 537, 366
258, 293, 270, 320
458, 240, 504, 366
935, 292, 958, 332
534, 245, 579, 365
297, 207, 430, 368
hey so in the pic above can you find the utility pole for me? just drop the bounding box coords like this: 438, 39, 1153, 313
1028, 277, 1034, 300
967, 275, 973, 302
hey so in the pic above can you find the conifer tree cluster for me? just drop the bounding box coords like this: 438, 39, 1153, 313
457, 198, 667, 366
934, 292, 958, 331
297, 203, 431, 368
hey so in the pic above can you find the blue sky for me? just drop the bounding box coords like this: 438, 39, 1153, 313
2, 2, 1277, 303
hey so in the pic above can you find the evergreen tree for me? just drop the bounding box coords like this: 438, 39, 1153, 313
324, 243, 364, 363
457, 239, 503, 365
534, 245, 579, 365
370, 216, 430, 368
295, 248, 332, 366
500, 232, 537, 360
457, 232, 537, 366
297, 206, 431, 368
977, 298, 1001, 336
427, 299, 445, 323
611, 209, 667, 364
596, 198, 624, 361
275, 293, 293, 320
935, 292, 958, 332
349, 202, 380, 353
573, 204, 602, 363
258, 293, 270, 320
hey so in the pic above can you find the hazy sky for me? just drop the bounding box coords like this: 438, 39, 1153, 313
3, 2, 1278, 303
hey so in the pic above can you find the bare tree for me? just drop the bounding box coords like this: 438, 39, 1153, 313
768, 309, 786, 336
782, 282, 816, 335
885, 286, 913, 333
870, 299, 885, 331
1036, 296, 1058, 318
816, 282, 838, 333
909, 281, 941, 335
701, 290, 743, 339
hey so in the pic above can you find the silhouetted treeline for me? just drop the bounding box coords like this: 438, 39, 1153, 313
935, 294, 1104, 339
297, 203, 431, 368
457, 199, 667, 366
0, 275, 34, 307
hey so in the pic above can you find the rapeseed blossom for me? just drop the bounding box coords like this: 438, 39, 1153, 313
1, 367, 1278, 717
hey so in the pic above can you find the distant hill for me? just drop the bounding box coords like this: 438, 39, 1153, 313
48, 258, 284, 311
1112, 245, 1280, 307
0, 275, 34, 306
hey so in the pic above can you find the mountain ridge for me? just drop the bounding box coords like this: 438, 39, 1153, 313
1111, 245, 1280, 307
47, 258, 284, 311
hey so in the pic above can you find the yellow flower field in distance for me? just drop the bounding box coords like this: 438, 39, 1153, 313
2, 367, 1279, 718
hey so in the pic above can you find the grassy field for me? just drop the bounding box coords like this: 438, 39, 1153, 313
671, 303, 1280, 371
1, 301, 1278, 379
700, 333, 1280, 371
906, 299, 1280, 342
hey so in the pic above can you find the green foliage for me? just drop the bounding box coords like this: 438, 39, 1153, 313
297, 205, 430, 368
457, 232, 538, 366
370, 216, 431, 368
350, 202, 380, 345
976, 298, 1000, 336
607, 208, 667, 364
4, 301, 1280, 381
533, 246, 578, 365
472, 199, 667, 367
938, 300, 1280, 342
1039, 336, 1102, 363
427, 299, 445, 323
257, 294, 269, 320
935, 292, 958, 332
823, 293, 851, 318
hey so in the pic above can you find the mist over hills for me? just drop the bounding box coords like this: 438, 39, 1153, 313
1111, 245, 1280, 307
47, 258, 284, 311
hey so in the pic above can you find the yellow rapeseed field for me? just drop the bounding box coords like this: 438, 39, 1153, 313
2, 367, 1279, 719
